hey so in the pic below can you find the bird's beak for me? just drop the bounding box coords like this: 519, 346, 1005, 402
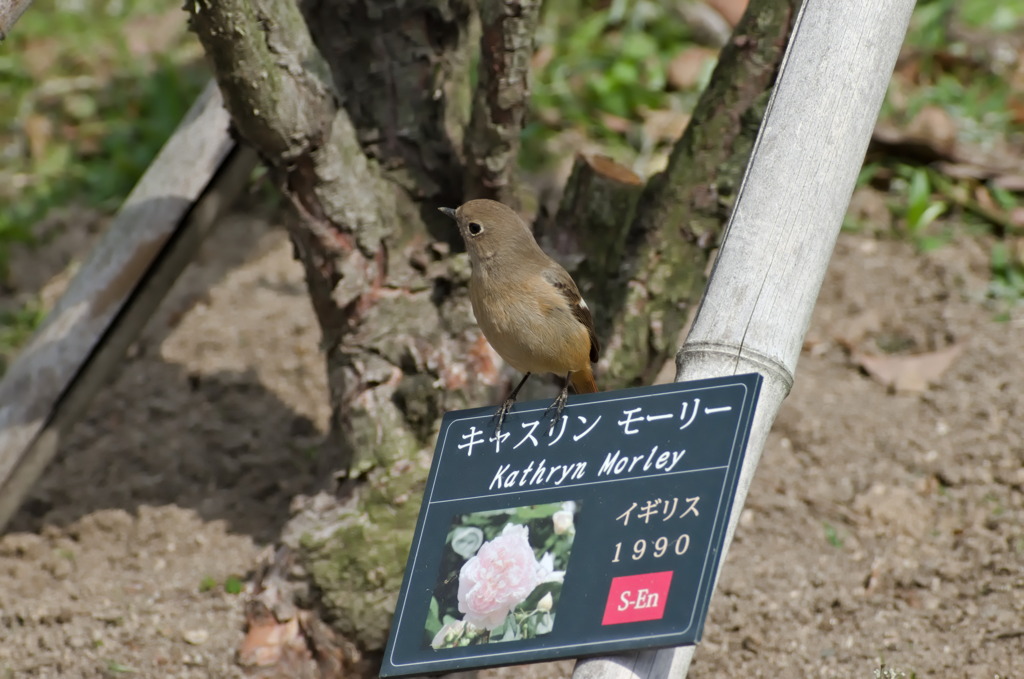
438, 207, 456, 220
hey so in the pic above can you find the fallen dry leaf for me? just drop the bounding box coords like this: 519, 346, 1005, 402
674, 2, 731, 46
600, 113, 633, 134
1009, 206, 1024, 228
974, 185, 998, 214
668, 46, 718, 91
585, 153, 643, 185
640, 108, 691, 145
124, 9, 189, 58
20, 36, 61, 78
1009, 97, 1024, 126
237, 615, 304, 667
903, 105, 957, 157
872, 116, 1024, 188
853, 344, 964, 392
706, 0, 749, 26
1011, 238, 1024, 266
832, 309, 883, 351
23, 114, 53, 162
872, 113, 957, 165
992, 174, 1024, 192
532, 44, 554, 73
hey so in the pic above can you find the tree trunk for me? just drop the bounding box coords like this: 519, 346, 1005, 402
190, 0, 489, 660
188, 0, 796, 675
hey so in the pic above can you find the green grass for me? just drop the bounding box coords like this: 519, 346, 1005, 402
989, 241, 1024, 307
823, 521, 844, 548
897, 166, 950, 251
0, 298, 45, 375
0, 0, 207, 277
198, 574, 244, 594
0, 0, 206, 374
224, 575, 243, 594
104, 659, 136, 674
869, 0, 1024, 306
523, 0, 702, 169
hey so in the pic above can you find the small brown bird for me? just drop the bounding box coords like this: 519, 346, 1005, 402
440, 199, 599, 432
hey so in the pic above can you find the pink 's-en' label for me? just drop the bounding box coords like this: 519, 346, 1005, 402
601, 571, 673, 625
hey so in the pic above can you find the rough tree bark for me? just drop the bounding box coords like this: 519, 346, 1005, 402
190, 1, 482, 671
464, 0, 543, 205
188, 0, 796, 676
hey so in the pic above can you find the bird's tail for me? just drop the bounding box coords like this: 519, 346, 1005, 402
570, 368, 598, 394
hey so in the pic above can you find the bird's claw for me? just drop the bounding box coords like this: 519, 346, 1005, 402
544, 390, 569, 434
492, 397, 516, 435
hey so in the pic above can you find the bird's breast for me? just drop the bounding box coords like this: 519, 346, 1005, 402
469, 274, 592, 376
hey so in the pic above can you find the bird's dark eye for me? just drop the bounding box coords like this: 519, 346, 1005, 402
468, 222, 483, 236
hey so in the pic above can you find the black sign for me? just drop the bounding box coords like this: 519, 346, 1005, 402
381, 373, 762, 677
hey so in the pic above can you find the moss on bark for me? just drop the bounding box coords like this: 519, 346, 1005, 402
298, 454, 431, 651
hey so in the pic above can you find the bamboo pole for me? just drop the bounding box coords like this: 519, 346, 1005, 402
573, 1, 916, 678
0, 0, 31, 40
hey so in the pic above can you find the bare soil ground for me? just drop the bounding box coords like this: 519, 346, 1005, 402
1, 210, 1021, 678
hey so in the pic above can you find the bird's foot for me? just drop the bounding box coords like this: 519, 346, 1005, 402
543, 388, 569, 434
492, 397, 517, 435
492, 372, 532, 435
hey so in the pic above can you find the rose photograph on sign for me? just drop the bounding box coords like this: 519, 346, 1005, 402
425, 501, 579, 649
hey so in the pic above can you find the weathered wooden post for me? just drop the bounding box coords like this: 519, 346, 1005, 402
0, 84, 252, 531
573, 1, 916, 678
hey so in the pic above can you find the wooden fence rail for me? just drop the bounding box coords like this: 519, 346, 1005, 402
0, 82, 254, 530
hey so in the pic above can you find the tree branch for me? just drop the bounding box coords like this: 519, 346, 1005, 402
599, 0, 800, 387
463, 0, 542, 204
298, 0, 472, 203
189, 0, 334, 163
189, 0, 396, 473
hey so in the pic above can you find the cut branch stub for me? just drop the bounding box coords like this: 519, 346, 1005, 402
555, 154, 644, 282
550, 154, 644, 349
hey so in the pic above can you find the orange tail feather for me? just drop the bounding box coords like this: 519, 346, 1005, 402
570, 368, 598, 394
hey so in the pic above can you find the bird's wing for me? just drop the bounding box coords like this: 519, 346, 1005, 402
543, 266, 600, 363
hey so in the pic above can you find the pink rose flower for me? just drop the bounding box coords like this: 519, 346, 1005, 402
457, 524, 543, 630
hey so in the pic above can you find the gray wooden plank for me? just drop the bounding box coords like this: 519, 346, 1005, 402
0, 81, 245, 530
